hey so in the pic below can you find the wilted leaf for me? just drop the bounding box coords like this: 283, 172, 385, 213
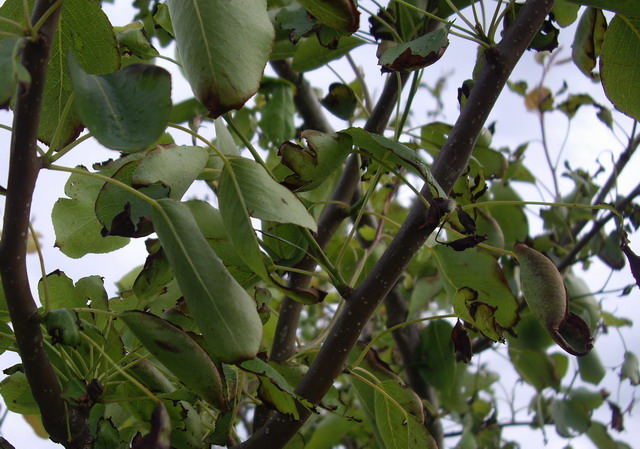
279, 130, 352, 191
114, 22, 159, 60
572, 7, 607, 80
297, 0, 359, 33
167, 0, 274, 117
434, 245, 519, 337
378, 26, 449, 72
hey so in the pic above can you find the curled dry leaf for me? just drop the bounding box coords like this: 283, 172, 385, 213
514, 243, 593, 356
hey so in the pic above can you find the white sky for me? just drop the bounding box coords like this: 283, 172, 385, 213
1, 1, 639, 448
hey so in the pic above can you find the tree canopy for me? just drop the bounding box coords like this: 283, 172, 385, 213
1, 1, 639, 448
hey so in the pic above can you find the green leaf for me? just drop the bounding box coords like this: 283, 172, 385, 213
259, 79, 296, 145
114, 21, 159, 60
378, 25, 450, 72
132, 146, 209, 198
185, 201, 257, 288
600, 15, 640, 120
119, 310, 227, 410
621, 351, 639, 385
578, 349, 606, 385
297, 0, 359, 33
587, 421, 621, 449
0, 371, 39, 415
167, 0, 274, 117
433, 245, 519, 336
0, 37, 28, 106
38, 270, 85, 310
320, 82, 358, 120
240, 358, 302, 418
551, 397, 591, 437
572, 7, 607, 81
0, 0, 120, 149
342, 127, 445, 196
552, 0, 580, 28
218, 157, 317, 277
68, 54, 171, 152
0, 321, 14, 355
374, 380, 437, 449
566, 0, 640, 16
152, 198, 262, 363
279, 130, 353, 191
416, 320, 457, 394
169, 98, 208, 124
292, 34, 364, 72
94, 159, 168, 238
52, 167, 129, 258
484, 183, 528, 249
305, 414, 356, 449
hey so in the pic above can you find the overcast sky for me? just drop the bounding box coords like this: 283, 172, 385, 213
1, 1, 638, 447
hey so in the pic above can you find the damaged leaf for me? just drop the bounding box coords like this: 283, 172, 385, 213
378, 25, 449, 72
279, 130, 352, 191
297, 0, 359, 33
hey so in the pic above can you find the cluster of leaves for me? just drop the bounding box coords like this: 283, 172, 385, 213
1, 1, 639, 449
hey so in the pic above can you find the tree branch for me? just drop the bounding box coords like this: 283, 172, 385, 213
270, 60, 333, 134
0, 2, 92, 448
236, 1, 556, 447
558, 181, 640, 272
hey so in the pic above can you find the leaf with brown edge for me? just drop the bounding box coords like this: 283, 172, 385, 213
378, 25, 450, 72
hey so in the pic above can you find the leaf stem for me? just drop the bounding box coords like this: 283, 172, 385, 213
79, 331, 159, 403
223, 114, 273, 177
352, 313, 457, 368
28, 222, 51, 313
47, 164, 159, 208
0, 16, 26, 32
30, 0, 63, 36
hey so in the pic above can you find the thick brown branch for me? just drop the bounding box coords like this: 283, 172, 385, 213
236, 1, 556, 448
0, 1, 89, 448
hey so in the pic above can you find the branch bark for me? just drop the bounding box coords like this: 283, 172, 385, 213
236, 1, 556, 448
0, 1, 90, 447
